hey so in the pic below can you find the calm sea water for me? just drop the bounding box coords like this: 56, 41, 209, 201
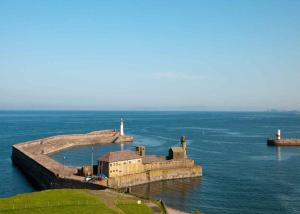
1, 111, 300, 213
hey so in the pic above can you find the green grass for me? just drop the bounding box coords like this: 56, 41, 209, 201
0, 189, 116, 214
116, 198, 153, 214
0, 189, 157, 214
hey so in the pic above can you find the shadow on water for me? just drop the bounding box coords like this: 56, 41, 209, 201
11, 160, 44, 191
130, 177, 202, 203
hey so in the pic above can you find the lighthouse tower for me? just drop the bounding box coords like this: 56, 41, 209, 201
276, 129, 281, 140
120, 118, 124, 136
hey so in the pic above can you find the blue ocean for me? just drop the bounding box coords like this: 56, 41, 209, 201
1, 111, 300, 213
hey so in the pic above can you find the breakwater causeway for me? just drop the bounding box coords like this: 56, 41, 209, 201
11, 128, 201, 190
11, 130, 133, 189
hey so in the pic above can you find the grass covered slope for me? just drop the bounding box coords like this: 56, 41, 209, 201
0, 189, 155, 214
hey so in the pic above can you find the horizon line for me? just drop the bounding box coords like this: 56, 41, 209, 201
0, 109, 298, 113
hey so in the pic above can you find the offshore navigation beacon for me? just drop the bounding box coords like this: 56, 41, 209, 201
267, 129, 300, 146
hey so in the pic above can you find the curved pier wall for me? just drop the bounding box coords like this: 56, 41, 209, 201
12, 145, 202, 189
11, 129, 202, 190
12, 146, 104, 190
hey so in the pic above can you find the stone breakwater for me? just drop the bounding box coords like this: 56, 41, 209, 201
267, 138, 300, 146
11, 129, 202, 190
11, 130, 133, 189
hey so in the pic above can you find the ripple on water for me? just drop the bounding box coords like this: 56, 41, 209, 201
133, 135, 167, 147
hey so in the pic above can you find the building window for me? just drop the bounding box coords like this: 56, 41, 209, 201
110, 163, 112, 166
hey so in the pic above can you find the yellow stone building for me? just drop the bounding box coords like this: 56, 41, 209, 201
98, 150, 144, 178
98, 136, 201, 181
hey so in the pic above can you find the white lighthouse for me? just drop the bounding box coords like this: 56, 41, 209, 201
120, 118, 124, 136
276, 129, 281, 140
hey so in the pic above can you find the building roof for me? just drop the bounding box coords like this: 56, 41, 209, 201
98, 150, 141, 163
170, 147, 183, 153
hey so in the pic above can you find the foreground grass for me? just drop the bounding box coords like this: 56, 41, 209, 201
117, 197, 153, 214
0, 189, 154, 214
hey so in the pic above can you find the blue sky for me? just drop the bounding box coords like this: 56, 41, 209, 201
0, 0, 300, 110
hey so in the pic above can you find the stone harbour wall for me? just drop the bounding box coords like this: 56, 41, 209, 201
267, 138, 300, 146
107, 164, 202, 188
11, 129, 202, 190
143, 159, 195, 171
11, 130, 133, 190
12, 146, 104, 190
